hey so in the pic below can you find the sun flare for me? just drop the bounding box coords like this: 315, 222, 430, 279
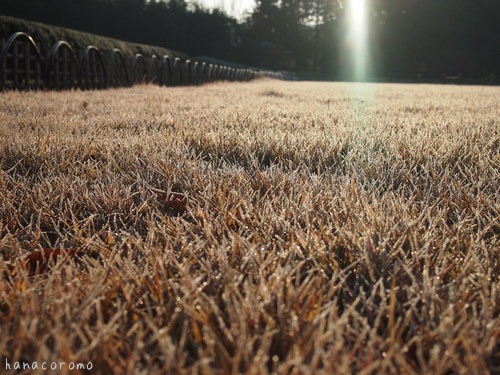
348, 0, 368, 81
350, 0, 367, 39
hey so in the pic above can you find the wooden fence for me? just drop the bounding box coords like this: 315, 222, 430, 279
0, 32, 295, 91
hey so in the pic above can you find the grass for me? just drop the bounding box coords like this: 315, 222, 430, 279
0, 80, 499, 374
0, 15, 187, 58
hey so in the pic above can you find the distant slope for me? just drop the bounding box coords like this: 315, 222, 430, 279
0, 15, 189, 58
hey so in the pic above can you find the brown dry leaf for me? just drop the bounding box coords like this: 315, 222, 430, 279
192, 321, 203, 344
305, 293, 321, 322
163, 192, 188, 214
23, 248, 82, 276
151, 188, 189, 215
225, 207, 241, 232
194, 208, 206, 226
107, 232, 115, 246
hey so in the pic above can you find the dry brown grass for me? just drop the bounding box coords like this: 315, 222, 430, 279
0, 81, 499, 374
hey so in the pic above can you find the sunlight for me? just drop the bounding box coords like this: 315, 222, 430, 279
348, 0, 368, 81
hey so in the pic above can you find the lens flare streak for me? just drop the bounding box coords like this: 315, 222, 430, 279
348, 0, 368, 81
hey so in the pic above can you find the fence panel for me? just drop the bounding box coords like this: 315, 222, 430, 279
180, 59, 191, 86
0, 32, 44, 90
0, 32, 291, 91
79, 46, 107, 90
148, 55, 161, 84
159, 55, 171, 86
47, 41, 78, 90
109, 49, 130, 87
171, 57, 182, 86
191, 61, 199, 85
133, 54, 148, 84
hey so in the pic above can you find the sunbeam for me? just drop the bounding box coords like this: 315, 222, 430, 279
348, 0, 368, 81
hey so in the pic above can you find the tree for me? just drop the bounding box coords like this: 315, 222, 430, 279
1, 0, 498, 79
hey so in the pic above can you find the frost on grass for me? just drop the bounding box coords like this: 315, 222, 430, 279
0, 82, 499, 374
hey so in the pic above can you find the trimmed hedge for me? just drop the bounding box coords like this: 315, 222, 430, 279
0, 15, 189, 59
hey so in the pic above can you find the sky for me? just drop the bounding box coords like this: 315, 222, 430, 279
189, 0, 255, 20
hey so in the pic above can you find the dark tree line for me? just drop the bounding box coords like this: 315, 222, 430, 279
0, 0, 239, 60
244, 0, 500, 81
1, 0, 499, 81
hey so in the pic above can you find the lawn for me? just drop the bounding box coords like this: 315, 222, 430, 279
0, 81, 498, 374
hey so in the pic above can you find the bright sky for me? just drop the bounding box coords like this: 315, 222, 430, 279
189, 0, 255, 20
